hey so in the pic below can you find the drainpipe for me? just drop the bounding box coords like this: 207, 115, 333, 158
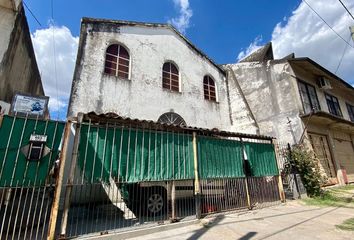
226, 66, 260, 135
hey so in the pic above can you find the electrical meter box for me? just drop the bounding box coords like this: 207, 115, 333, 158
27, 134, 48, 161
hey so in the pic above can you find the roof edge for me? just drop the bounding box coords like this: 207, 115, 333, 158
81, 17, 226, 76
289, 57, 354, 91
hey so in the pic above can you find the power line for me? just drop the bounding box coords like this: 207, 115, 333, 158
338, 0, 354, 22
302, 0, 354, 49
335, 33, 351, 74
50, 0, 60, 120
23, 1, 41, 26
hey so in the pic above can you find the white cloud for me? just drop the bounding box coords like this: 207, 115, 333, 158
238, 0, 354, 84
168, 0, 193, 34
31, 25, 79, 119
237, 35, 263, 61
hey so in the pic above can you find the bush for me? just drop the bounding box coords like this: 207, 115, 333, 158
286, 145, 323, 197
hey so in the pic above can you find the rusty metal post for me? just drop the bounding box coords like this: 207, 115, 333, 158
59, 113, 84, 238
192, 132, 201, 219
244, 178, 252, 209
272, 140, 286, 202
47, 120, 72, 240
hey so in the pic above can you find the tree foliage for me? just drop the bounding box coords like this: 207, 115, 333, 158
286, 145, 323, 197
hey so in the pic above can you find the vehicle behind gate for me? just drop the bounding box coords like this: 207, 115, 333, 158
54, 114, 283, 239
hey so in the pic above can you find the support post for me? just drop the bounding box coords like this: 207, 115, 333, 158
171, 181, 176, 221
272, 140, 286, 202
244, 178, 251, 209
192, 132, 201, 219
47, 120, 72, 240
240, 138, 251, 209
59, 113, 84, 238
288, 143, 301, 199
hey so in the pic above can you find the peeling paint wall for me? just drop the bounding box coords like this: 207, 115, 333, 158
0, 2, 44, 103
228, 61, 304, 144
69, 22, 256, 132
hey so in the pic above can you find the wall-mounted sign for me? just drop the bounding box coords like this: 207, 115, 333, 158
10, 93, 49, 118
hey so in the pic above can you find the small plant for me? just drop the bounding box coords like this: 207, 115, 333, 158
286, 145, 323, 197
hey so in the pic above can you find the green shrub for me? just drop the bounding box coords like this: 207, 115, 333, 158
286, 145, 323, 197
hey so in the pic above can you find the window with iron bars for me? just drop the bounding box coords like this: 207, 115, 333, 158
162, 62, 179, 92
297, 80, 320, 114
104, 44, 130, 79
325, 93, 342, 117
203, 75, 217, 102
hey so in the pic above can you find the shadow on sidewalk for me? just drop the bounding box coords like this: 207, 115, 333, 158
238, 231, 257, 240
257, 207, 338, 239
186, 215, 225, 240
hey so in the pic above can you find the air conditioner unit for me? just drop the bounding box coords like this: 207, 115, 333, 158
318, 76, 332, 89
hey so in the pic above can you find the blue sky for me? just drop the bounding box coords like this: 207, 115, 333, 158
26, 0, 300, 63
25, 0, 354, 119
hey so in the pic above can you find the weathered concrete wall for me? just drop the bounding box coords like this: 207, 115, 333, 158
0, 2, 44, 103
224, 66, 259, 134
228, 61, 304, 144
0, 3, 15, 63
69, 21, 249, 131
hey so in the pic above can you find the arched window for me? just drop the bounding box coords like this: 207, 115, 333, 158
104, 44, 130, 79
158, 112, 186, 126
203, 75, 216, 101
162, 62, 179, 92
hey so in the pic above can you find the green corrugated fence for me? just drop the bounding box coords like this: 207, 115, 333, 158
0, 115, 65, 187
77, 124, 279, 183
78, 124, 195, 183
244, 142, 278, 177
197, 137, 279, 179
197, 136, 245, 178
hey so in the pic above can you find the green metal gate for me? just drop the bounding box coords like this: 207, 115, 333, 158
0, 115, 65, 239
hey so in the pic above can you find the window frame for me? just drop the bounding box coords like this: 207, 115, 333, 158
162, 61, 180, 92
104, 43, 131, 79
325, 93, 343, 117
203, 75, 217, 102
346, 102, 354, 122
297, 79, 321, 114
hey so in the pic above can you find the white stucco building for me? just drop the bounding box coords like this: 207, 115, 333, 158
68, 18, 258, 134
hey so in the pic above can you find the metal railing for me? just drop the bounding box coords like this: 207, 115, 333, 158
0, 115, 65, 240
0, 114, 285, 239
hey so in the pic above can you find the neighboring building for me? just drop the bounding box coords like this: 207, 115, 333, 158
68, 18, 258, 133
227, 43, 354, 185
0, 0, 45, 114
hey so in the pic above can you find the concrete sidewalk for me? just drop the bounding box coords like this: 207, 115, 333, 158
127, 201, 354, 240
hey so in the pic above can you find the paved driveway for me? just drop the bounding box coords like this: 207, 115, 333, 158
129, 201, 354, 240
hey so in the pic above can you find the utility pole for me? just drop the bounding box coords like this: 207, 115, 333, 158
350, 26, 354, 42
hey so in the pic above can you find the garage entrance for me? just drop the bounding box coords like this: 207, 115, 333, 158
333, 132, 354, 183
308, 133, 337, 184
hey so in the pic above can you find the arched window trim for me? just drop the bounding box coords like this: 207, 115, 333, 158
104, 42, 131, 79
162, 61, 180, 92
158, 112, 186, 126
203, 75, 218, 102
